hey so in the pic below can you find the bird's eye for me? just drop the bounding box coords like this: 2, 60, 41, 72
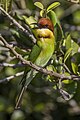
44, 24, 48, 28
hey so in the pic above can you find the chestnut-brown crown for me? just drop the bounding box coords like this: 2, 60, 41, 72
38, 18, 54, 32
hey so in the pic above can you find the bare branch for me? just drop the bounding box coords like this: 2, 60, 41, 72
0, 35, 62, 78
0, 63, 25, 68
0, 35, 80, 82
0, 6, 36, 43
0, 71, 24, 83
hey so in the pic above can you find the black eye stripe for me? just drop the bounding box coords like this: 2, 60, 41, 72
38, 35, 50, 38
45, 24, 48, 27
38, 23, 49, 28
38, 23, 53, 32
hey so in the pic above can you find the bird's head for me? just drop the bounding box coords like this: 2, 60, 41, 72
32, 18, 54, 41
38, 18, 54, 32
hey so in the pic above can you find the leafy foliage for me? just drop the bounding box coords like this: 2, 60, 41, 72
0, 0, 13, 12
0, 0, 80, 120
34, 1, 60, 17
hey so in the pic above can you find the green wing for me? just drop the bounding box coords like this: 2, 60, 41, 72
29, 44, 41, 63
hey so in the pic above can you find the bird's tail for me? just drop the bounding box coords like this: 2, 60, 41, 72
15, 85, 26, 109
15, 69, 27, 109
15, 69, 37, 109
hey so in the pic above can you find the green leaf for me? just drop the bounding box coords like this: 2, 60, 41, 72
64, 48, 73, 63
0, 0, 13, 12
47, 10, 64, 43
47, 10, 58, 26
63, 81, 77, 99
40, 9, 45, 17
63, 80, 70, 84
65, 34, 71, 50
62, 72, 71, 84
47, 2, 60, 12
71, 53, 80, 65
55, 23, 64, 42
34, 2, 44, 10
71, 62, 78, 74
65, 34, 79, 55
15, 12, 23, 20
71, 40, 79, 55
71, 53, 80, 74
22, 16, 37, 28
47, 65, 56, 72
15, 46, 29, 56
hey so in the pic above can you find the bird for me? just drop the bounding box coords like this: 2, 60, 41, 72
15, 17, 55, 109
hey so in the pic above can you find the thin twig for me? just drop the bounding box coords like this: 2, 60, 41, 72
0, 71, 24, 83
0, 6, 36, 43
0, 63, 25, 68
62, 63, 72, 74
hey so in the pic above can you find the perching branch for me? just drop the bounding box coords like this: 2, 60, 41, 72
0, 35, 80, 82
0, 6, 36, 43
0, 35, 62, 78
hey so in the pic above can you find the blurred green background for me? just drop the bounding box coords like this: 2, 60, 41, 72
0, 0, 80, 120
